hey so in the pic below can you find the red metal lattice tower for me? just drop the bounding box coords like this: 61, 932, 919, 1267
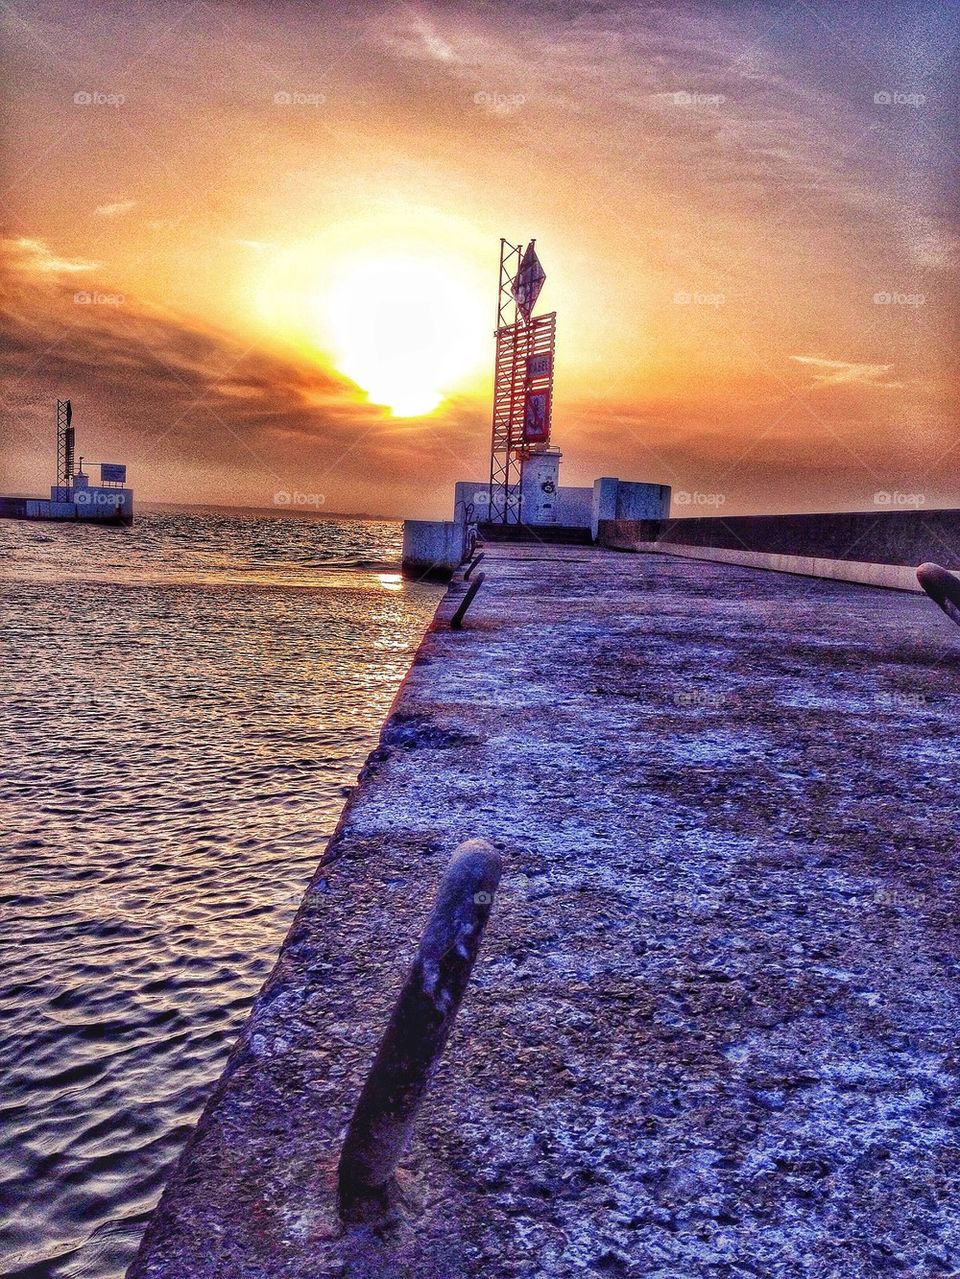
487, 240, 556, 524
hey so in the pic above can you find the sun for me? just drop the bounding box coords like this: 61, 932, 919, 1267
320, 253, 486, 416
254, 218, 490, 417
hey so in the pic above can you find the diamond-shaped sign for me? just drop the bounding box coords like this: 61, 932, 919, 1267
511, 241, 546, 323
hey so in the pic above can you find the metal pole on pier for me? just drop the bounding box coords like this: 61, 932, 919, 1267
338, 839, 502, 1220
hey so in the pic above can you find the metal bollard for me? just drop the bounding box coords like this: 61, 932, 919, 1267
917, 562, 960, 627
338, 840, 502, 1220
450, 572, 485, 629
464, 552, 485, 581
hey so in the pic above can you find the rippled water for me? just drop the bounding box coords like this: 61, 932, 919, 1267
0, 509, 442, 1278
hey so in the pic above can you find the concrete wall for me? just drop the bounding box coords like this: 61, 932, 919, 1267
657, 509, 960, 567
43, 484, 132, 520
596, 518, 665, 550
451, 476, 669, 536
633, 540, 927, 592
453, 481, 491, 525
1, 492, 132, 523
28, 499, 76, 518
556, 486, 593, 529
596, 508, 960, 591
73, 485, 132, 518
454, 480, 594, 531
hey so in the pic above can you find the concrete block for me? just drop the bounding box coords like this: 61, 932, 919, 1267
402, 520, 466, 579
616, 481, 671, 521
596, 518, 665, 549
591, 477, 619, 541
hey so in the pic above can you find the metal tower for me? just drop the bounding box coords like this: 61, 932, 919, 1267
488, 239, 556, 524
55, 399, 74, 500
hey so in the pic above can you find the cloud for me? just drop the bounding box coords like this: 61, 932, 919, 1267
0, 235, 410, 508
5, 237, 100, 274
379, 13, 459, 62
790, 355, 903, 389
906, 217, 960, 272
370, 1, 878, 208
94, 200, 137, 218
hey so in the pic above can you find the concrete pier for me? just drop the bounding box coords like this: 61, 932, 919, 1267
130, 545, 960, 1279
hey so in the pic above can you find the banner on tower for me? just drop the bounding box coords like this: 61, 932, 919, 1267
523, 390, 550, 442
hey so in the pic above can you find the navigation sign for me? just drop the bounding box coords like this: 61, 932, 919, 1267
100, 463, 127, 485
522, 389, 550, 442
511, 241, 546, 324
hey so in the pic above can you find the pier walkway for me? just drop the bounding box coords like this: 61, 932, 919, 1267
131, 546, 960, 1279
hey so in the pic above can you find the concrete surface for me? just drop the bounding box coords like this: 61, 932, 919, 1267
129, 546, 960, 1279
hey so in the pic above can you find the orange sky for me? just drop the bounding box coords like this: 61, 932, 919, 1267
1, 1, 957, 517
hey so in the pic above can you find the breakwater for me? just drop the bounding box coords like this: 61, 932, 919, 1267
129, 543, 960, 1278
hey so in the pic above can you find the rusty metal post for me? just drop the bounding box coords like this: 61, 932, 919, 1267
450, 572, 485, 629
464, 552, 485, 580
917, 562, 960, 626
337, 839, 502, 1220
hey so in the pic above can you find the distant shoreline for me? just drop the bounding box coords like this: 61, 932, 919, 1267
138, 501, 399, 523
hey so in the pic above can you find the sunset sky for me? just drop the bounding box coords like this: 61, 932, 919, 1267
1, 0, 957, 516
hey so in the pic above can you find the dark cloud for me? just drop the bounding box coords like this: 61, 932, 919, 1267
0, 237, 488, 513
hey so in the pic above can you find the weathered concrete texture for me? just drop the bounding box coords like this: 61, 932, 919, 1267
130, 547, 960, 1279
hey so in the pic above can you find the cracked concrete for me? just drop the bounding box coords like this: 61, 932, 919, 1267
129, 546, 960, 1279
